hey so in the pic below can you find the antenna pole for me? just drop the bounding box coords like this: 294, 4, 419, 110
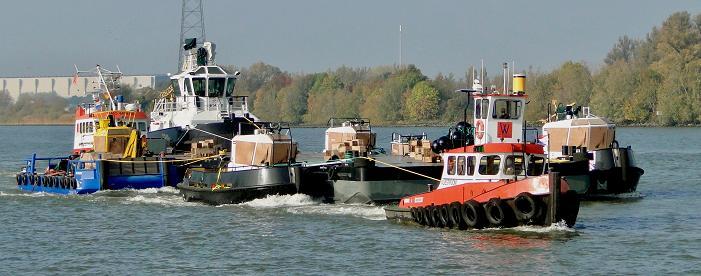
480, 59, 484, 93
503, 62, 508, 94
178, 0, 206, 71
399, 24, 402, 68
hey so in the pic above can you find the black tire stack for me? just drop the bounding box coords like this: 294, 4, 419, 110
409, 193, 544, 230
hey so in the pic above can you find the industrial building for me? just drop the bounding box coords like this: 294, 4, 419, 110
0, 75, 155, 101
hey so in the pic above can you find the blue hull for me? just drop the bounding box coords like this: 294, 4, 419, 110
17, 154, 185, 195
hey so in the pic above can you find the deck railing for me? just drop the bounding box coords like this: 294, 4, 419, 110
152, 96, 249, 115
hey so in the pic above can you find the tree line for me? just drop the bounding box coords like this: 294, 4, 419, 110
1, 11, 700, 126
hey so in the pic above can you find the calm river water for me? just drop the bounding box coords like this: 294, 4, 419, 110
0, 126, 699, 275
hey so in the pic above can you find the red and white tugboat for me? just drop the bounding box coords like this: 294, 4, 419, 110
72, 65, 149, 154
385, 67, 580, 229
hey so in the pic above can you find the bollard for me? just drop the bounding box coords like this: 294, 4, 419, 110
547, 171, 561, 225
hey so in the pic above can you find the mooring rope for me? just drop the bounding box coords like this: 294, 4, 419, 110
354, 156, 441, 182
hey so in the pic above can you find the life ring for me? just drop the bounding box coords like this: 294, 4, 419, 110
448, 201, 464, 229
438, 205, 451, 228
485, 198, 514, 226
513, 192, 540, 222
475, 120, 485, 140
461, 200, 485, 228
431, 206, 444, 227
422, 207, 434, 227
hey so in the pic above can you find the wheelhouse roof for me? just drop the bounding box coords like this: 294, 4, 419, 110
444, 142, 544, 155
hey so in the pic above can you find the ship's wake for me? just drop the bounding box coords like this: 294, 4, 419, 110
240, 194, 387, 221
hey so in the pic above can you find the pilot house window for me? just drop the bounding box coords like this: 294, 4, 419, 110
481, 99, 489, 119
478, 155, 501, 175
503, 155, 524, 175
208, 78, 225, 97
457, 156, 465, 175
466, 156, 475, 175
492, 99, 522, 119
171, 80, 180, 96
225, 78, 236, 97
447, 156, 456, 175
192, 78, 206, 97
527, 156, 546, 176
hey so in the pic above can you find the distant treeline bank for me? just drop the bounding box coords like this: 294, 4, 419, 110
1, 11, 700, 126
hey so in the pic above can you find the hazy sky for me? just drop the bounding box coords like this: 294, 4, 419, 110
0, 0, 699, 78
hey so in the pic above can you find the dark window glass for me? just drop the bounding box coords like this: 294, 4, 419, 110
171, 79, 181, 95
457, 156, 466, 175
192, 78, 206, 97
466, 156, 475, 175
475, 99, 481, 119
492, 99, 522, 119
504, 155, 525, 175
208, 78, 225, 97
527, 156, 546, 176
225, 78, 236, 97
478, 155, 501, 175
447, 156, 456, 175
481, 99, 489, 119
185, 78, 193, 94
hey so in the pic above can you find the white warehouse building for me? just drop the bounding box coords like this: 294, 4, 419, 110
0, 75, 155, 101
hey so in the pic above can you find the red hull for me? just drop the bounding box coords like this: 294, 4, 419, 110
399, 175, 570, 208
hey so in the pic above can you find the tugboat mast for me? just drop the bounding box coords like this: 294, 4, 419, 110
178, 0, 206, 71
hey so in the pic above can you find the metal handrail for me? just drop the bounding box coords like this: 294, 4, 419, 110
152, 96, 249, 114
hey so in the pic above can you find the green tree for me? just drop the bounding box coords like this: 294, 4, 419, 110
550, 61, 593, 106
604, 36, 638, 65
404, 81, 440, 121
651, 11, 701, 125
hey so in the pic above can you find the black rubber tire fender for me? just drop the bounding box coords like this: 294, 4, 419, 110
422, 206, 434, 227
71, 178, 78, 189
410, 207, 420, 223
513, 192, 540, 222
431, 206, 444, 228
16, 174, 23, 185
461, 200, 485, 229
438, 205, 451, 228
415, 207, 424, 225
448, 201, 464, 229
485, 198, 513, 226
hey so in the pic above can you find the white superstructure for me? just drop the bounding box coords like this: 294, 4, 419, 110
149, 40, 258, 133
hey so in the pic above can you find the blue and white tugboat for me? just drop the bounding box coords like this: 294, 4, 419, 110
15, 65, 185, 194
148, 39, 260, 152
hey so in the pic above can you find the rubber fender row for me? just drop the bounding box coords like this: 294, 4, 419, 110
409, 192, 543, 229
16, 173, 78, 190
